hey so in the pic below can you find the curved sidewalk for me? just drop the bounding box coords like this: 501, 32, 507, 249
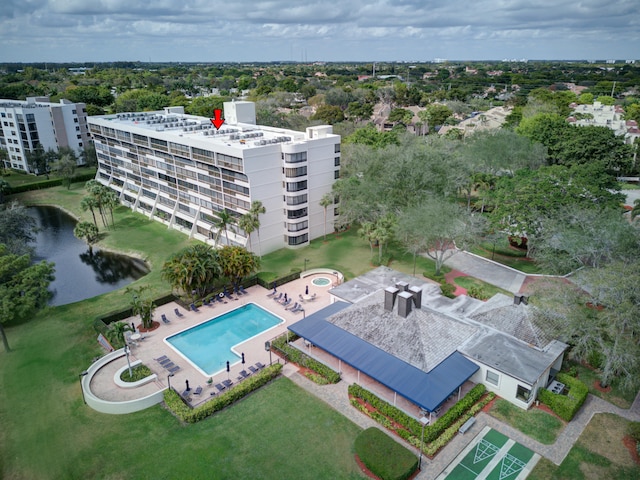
442, 250, 527, 293
283, 363, 640, 479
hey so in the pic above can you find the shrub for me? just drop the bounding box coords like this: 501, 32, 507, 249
271, 333, 340, 384
627, 421, 640, 442
467, 285, 489, 300
164, 363, 283, 423
586, 350, 605, 369
440, 281, 456, 298
354, 428, 418, 480
537, 372, 588, 421
120, 364, 152, 382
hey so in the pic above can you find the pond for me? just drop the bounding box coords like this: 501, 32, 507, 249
27, 205, 149, 306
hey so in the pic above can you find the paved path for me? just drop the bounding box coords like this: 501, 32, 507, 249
442, 250, 527, 293
282, 363, 640, 479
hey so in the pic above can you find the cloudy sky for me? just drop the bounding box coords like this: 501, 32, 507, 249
2, 0, 638, 63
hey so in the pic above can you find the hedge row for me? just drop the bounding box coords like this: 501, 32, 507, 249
8, 171, 97, 194
537, 372, 588, 421
348, 383, 487, 443
355, 427, 418, 480
164, 363, 283, 423
271, 332, 341, 384
349, 384, 495, 457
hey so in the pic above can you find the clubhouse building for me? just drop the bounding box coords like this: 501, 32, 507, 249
88, 101, 340, 254
289, 267, 567, 416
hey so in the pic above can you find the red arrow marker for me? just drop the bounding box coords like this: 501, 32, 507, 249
211, 109, 224, 130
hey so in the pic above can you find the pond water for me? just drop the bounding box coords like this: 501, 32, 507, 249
27, 205, 149, 306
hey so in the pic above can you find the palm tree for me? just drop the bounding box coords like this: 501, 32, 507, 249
319, 193, 334, 241
73, 221, 99, 255
249, 201, 266, 258
103, 188, 119, 228
217, 245, 260, 290
214, 210, 235, 246
237, 213, 258, 252
85, 180, 109, 228
80, 196, 99, 228
161, 244, 220, 299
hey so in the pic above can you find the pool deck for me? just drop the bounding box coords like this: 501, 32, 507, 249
88, 273, 335, 405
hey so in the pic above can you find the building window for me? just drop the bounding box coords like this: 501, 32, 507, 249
287, 220, 308, 232
287, 233, 308, 245
287, 207, 307, 219
334, 156, 340, 166
516, 385, 531, 402
334, 144, 341, 153
334, 170, 340, 179
284, 152, 307, 163
286, 180, 307, 192
486, 370, 499, 386
284, 166, 307, 177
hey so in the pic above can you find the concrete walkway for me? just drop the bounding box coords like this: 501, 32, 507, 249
282, 362, 640, 479
442, 250, 527, 293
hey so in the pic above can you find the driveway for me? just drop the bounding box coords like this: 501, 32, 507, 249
442, 250, 527, 293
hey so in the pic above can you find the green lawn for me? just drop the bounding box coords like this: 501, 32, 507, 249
453, 276, 511, 298
4, 166, 97, 188
529, 413, 640, 480
489, 399, 564, 445
566, 362, 637, 409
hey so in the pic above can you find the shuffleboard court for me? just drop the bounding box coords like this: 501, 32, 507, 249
439, 427, 540, 480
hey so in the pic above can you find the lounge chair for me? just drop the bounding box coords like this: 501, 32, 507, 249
193, 386, 203, 395
248, 365, 258, 374
272, 292, 283, 302
290, 304, 303, 313
182, 389, 190, 398
159, 357, 172, 366
266, 289, 277, 297
256, 362, 265, 370
162, 362, 175, 370
285, 302, 297, 311
161, 314, 170, 324
281, 298, 292, 307
155, 355, 168, 363
203, 297, 211, 307
224, 290, 236, 301
239, 370, 250, 379
298, 294, 305, 302
240, 286, 248, 295
190, 303, 199, 312
215, 383, 225, 393
174, 308, 184, 318
216, 293, 227, 304
222, 379, 233, 388
167, 365, 180, 373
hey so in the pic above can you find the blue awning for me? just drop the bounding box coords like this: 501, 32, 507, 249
289, 302, 479, 412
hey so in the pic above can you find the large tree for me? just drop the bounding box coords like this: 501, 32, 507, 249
52, 149, 77, 189
532, 262, 640, 391
0, 201, 37, 256
396, 197, 485, 276
0, 244, 55, 351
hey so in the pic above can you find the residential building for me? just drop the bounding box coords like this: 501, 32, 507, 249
88, 101, 340, 255
0, 96, 90, 173
289, 267, 566, 418
568, 101, 640, 144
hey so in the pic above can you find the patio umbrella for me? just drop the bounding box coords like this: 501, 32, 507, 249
185, 380, 190, 391
241, 353, 245, 364
305, 285, 309, 295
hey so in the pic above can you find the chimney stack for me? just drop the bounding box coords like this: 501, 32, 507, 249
395, 281, 409, 292
514, 294, 522, 305
397, 291, 413, 318
384, 287, 399, 312
409, 286, 422, 309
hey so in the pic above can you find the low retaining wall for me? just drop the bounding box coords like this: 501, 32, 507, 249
113, 360, 158, 389
300, 268, 343, 284
82, 348, 165, 415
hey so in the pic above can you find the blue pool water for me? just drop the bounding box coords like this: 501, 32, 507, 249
165, 303, 283, 375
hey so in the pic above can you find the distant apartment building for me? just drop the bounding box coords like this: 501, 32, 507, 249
0, 97, 90, 173
88, 101, 340, 255
568, 101, 640, 144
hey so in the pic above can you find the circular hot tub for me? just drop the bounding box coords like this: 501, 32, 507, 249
311, 277, 332, 287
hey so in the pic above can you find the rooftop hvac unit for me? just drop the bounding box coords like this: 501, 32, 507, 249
260, 140, 266, 145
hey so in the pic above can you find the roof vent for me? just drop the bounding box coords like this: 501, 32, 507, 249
384, 287, 399, 312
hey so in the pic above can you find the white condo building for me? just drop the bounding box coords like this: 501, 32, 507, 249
0, 97, 90, 173
88, 101, 340, 255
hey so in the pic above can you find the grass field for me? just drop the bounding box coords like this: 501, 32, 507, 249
453, 276, 511, 298
529, 413, 640, 480
488, 399, 565, 445
567, 361, 637, 409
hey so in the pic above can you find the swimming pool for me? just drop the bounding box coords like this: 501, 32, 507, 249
165, 303, 283, 375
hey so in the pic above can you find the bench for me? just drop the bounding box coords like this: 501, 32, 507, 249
459, 416, 476, 434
